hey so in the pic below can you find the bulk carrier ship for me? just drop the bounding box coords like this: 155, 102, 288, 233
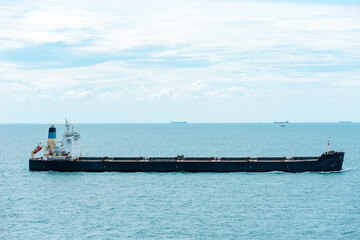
29, 120, 344, 172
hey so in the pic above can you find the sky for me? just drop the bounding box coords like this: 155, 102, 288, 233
0, 0, 359, 123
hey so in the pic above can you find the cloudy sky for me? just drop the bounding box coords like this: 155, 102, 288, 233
1, 0, 359, 123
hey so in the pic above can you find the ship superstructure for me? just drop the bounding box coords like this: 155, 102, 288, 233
61, 120, 81, 158
31, 119, 81, 160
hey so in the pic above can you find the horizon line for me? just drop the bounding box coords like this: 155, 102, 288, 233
0, 121, 357, 124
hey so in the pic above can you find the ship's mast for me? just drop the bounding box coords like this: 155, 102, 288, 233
65, 118, 71, 135
327, 138, 330, 153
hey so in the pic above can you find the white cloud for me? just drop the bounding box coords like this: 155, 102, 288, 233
97, 90, 124, 101
333, 79, 360, 86
61, 89, 92, 101
207, 86, 249, 100
228, 86, 248, 97
0, 0, 359, 122
148, 88, 174, 99
188, 80, 205, 93
1, 1, 359, 53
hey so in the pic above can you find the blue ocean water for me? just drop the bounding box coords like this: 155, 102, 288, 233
0, 123, 359, 239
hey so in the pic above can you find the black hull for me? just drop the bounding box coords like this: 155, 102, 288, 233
29, 152, 344, 173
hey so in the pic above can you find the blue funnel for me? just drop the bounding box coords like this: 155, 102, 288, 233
48, 125, 56, 139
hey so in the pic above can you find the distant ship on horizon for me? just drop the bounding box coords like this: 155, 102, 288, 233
339, 121, 351, 123
274, 121, 289, 124
171, 121, 188, 124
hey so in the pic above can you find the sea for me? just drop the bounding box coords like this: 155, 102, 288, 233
0, 123, 359, 239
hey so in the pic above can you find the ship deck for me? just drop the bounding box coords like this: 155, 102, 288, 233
33, 156, 320, 163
